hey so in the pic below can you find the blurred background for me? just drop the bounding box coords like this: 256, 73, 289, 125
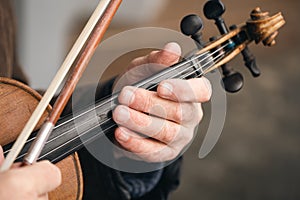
13, 0, 300, 199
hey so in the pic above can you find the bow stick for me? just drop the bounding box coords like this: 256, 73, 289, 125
1, 0, 122, 171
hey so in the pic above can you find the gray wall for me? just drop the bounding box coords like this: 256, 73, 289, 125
14, 0, 168, 89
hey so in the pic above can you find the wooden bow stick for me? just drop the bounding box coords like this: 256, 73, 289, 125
1, 0, 122, 171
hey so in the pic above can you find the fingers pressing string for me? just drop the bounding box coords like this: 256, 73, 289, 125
157, 77, 212, 102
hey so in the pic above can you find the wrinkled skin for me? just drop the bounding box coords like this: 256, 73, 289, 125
0, 43, 211, 199
113, 43, 212, 162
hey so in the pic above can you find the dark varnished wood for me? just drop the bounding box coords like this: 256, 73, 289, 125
0, 77, 83, 200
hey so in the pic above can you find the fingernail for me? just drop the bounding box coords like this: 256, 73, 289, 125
117, 131, 130, 142
164, 42, 181, 56
115, 106, 130, 123
120, 87, 135, 105
160, 82, 173, 97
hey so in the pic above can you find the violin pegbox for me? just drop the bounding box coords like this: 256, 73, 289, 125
203, 0, 245, 93
180, 0, 285, 93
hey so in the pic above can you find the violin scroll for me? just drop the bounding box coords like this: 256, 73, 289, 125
246, 7, 285, 46
180, 0, 285, 93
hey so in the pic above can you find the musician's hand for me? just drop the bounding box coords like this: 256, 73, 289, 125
0, 146, 61, 200
113, 43, 212, 162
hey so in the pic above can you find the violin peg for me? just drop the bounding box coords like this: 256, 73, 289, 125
203, 0, 229, 35
203, 0, 225, 20
222, 72, 244, 93
180, 14, 203, 36
244, 57, 260, 77
180, 14, 204, 48
220, 64, 244, 93
241, 46, 261, 77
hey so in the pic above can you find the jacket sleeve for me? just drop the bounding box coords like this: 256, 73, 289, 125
78, 147, 182, 200
76, 78, 182, 200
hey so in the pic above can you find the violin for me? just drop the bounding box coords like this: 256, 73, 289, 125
0, 77, 83, 199
0, 0, 285, 199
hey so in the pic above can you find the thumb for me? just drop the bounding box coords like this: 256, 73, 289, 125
148, 42, 182, 67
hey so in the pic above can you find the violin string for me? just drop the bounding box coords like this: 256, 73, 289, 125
88, 42, 230, 112
52, 42, 230, 125
13, 45, 230, 162
5, 42, 230, 158
40, 48, 228, 162
146, 48, 226, 91
5, 42, 231, 159
29, 47, 228, 162
4, 42, 229, 155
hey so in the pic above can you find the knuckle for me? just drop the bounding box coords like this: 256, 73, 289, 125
147, 147, 176, 162
139, 90, 153, 112
192, 104, 203, 124
130, 88, 149, 110
176, 103, 198, 124
145, 96, 154, 113
182, 103, 196, 123
148, 51, 158, 60
183, 130, 194, 145
167, 148, 178, 161
126, 138, 147, 154
160, 122, 179, 143
171, 113, 199, 147
201, 90, 211, 102
175, 127, 192, 147
147, 149, 163, 162
174, 104, 184, 123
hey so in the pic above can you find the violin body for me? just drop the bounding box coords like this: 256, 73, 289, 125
0, 77, 83, 200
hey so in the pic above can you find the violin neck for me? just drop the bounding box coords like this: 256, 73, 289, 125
5, 49, 220, 163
